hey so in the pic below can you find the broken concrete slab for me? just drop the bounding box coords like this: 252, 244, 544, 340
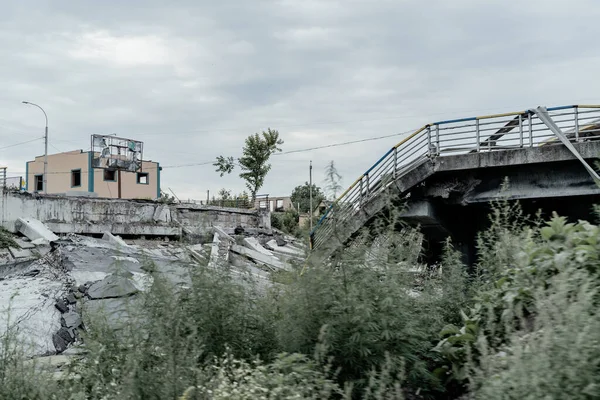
188, 244, 205, 253
111, 256, 139, 264
65, 293, 76, 304
55, 299, 69, 313
153, 205, 171, 223
189, 249, 206, 264
31, 238, 49, 246
243, 237, 274, 256
266, 240, 305, 257
61, 311, 82, 329
230, 244, 287, 271
0, 276, 63, 356
52, 331, 70, 353
86, 274, 139, 300
213, 226, 235, 243
274, 236, 287, 247
83, 296, 143, 331
15, 218, 59, 243
102, 232, 129, 249
15, 238, 36, 249
209, 232, 230, 267
8, 247, 33, 259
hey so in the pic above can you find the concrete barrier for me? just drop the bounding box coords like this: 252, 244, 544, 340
0, 192, 264, 238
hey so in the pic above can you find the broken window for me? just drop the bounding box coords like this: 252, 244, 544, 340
104, 169, 117, 181
71, 169, 82, 187
34, 175, 43, 192
137, 172, 149, 184
276, 199, 284, 211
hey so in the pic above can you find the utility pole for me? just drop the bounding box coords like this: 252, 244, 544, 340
309, 160, 313, 232
22, 101, 48, 194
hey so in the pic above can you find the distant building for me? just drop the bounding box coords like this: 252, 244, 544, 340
25, 150, 161, 200
255, 196, 295, 212
299, 200, 334, 228
314, 199, 333, 216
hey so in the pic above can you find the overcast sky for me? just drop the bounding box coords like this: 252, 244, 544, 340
1, 0, 600, 201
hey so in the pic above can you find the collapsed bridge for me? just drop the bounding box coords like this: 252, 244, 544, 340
310, 105, 600, 264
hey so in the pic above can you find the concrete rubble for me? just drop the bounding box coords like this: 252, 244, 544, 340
230, 244, 287, 271
15, 218, 59, 244
208, 225, 306, 272
0, 218, 307, 364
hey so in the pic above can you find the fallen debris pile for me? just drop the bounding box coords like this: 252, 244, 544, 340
0, 218, 308, 361
208, 225, 305, 272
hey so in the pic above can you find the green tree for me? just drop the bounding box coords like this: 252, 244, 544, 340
218, 188, 231, 200
290, 182, 325, 214
324, 160, 343, 200
214, 129, 283, 201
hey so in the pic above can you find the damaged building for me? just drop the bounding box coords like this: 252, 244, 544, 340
25, 150, 161, 200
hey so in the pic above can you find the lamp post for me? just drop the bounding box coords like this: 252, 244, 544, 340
309, 160, 313, 233
22, 101, 48, 194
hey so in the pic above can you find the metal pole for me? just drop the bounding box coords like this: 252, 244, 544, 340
427, 125, 432, 156
574, 106, 580, 142
309, 160, 313, 233
435, 125, 440, 155
44, 125, 48, 193
117, 170, 122, 199
392, 147, 397, 179
359, 180, 363, 207
475, 120, 480, 152
528, 113, 533, 147
22, 101, 48, 194
518, 114, 523, 148
2, 168, 5, 190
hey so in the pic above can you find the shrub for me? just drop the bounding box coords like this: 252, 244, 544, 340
272, 229, 462, 398
472, 271, 600, 399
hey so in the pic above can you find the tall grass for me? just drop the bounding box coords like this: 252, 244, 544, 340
1, 197, 599, 399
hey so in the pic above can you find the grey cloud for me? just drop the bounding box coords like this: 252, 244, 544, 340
1, 0, 600, 200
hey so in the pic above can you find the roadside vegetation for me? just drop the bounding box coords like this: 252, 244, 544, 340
1, 193, 599, 399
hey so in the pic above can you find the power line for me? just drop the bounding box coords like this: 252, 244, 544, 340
274, 129, 415, 156
0, 137, 44, 152
5, 127, 421, 176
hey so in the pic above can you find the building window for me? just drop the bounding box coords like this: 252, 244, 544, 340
104, 169, 117, 182
34, 175, 43, 192
259, 200, 267, 209
137, 172, 149, 184
71, 169, 82, 188
276, 199, 284, 211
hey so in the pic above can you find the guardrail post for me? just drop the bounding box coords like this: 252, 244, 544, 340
519, 114, 523, 148
365, 174, 370, 197
392, 147, 397, 179
435, 124, 440, 155
528, 112, 533, 147
574, 106, 579, 142
427, 125, 432, 156
475, 119, 480, 152
359, 179, 363, 207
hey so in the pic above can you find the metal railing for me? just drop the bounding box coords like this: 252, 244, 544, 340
180, 198, 253, 209
309, 105, 600, 250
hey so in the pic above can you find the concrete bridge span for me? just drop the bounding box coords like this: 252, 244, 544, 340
310, 105, 600, 264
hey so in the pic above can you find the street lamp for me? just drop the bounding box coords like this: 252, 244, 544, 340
22, 101, 48, 194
